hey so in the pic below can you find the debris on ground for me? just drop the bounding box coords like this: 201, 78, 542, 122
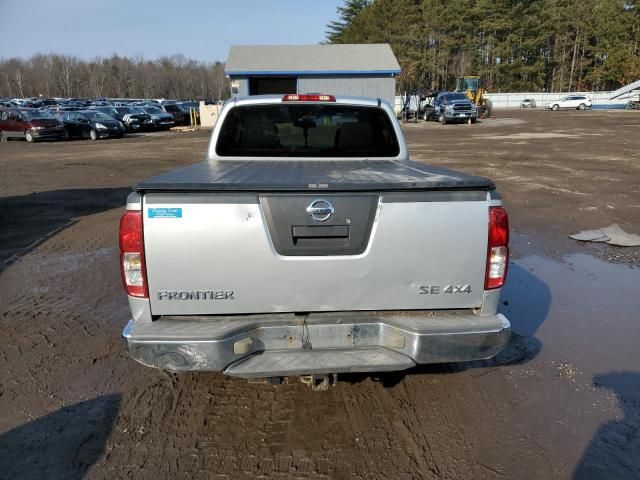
171, 126, 199, 132
570, 223, 640, 247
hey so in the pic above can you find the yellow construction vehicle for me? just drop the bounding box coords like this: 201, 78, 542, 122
456, 76, 491, 118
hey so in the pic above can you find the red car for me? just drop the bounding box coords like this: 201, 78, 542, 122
0, 107, 67, 142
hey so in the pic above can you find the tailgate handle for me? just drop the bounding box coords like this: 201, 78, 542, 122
292, 226, 349, 239
291, 225, 350, 249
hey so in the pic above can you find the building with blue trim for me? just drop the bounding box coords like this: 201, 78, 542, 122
225, 44, 401, 107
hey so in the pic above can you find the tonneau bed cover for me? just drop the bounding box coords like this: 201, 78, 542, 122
134, 160, 495, 192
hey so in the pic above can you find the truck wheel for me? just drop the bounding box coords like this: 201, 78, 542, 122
89, 129, 98, 141
578, 103, 586, 110
552, 104, 559, 111
25, 131, 35, 142
439, 113, 447, 125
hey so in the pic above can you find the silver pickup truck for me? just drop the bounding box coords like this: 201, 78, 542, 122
120, 93, 511, 387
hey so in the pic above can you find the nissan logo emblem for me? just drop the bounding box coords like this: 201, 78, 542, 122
306, 199, 335, 222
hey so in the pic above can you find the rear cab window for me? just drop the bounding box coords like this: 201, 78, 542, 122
216, 104, 400, 157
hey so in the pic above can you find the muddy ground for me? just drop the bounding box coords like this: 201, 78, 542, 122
0, 109, 639, 479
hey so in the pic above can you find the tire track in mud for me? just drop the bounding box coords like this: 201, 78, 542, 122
0, 209, 127, 422
104, 375, 362, 478
335, 369, 561, 480
338, 382, 429, 478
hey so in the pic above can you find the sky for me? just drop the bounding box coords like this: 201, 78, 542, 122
0, 0, 344, 63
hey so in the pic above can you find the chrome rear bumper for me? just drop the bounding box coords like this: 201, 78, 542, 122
122, 311, 510, 377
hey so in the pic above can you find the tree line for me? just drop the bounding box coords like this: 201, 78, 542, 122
0, 54, 229, 100
327, 0, 640, 93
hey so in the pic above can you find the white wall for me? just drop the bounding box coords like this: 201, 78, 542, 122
484, 91, 638, 109
199, 101, 221, 128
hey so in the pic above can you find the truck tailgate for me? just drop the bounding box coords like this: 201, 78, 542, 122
143, 190, 489, 316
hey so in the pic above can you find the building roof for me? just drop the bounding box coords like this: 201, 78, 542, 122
225, 44, 401, 76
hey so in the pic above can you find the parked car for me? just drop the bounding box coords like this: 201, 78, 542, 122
433, 92, 477, 124
60, 110, 125, 140
10, 98, 32, 107
162, 102, 199, 126
136, 106, 175, 130
520, 98, 537, 108
46, 105, 85, 114
115, 106, 153, 130
119, 94, 511, 389
33, 98, 61, 108
0, 107, 66, 142
545, 95, 592, 111
91, 106, 148, 131
113, 107, 153, 130
88, 100, 113, 107
626, 100, 640, 110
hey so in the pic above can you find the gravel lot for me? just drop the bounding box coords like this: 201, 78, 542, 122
1, 109, 639, 479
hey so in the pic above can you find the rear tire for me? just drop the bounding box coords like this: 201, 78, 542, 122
89, 129, 98, 141
439, 113, 447, 125
25, 131, 35, 142
578, 103, 586, 110
552, 104, 559, 111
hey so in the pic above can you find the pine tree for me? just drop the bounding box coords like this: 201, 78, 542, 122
326, 0, 372, 43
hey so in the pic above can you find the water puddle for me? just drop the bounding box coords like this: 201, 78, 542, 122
500, 252, 640, 394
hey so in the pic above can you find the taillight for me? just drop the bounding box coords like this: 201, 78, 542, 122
485, 206, 509, 290
282, 94, 336, 102
119, 210, 148, 298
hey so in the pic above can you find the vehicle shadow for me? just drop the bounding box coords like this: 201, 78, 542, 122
0, 394, 121, 480
573, 372, 640, 479
0, 187, 131, 272
342, 262, 550, 388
